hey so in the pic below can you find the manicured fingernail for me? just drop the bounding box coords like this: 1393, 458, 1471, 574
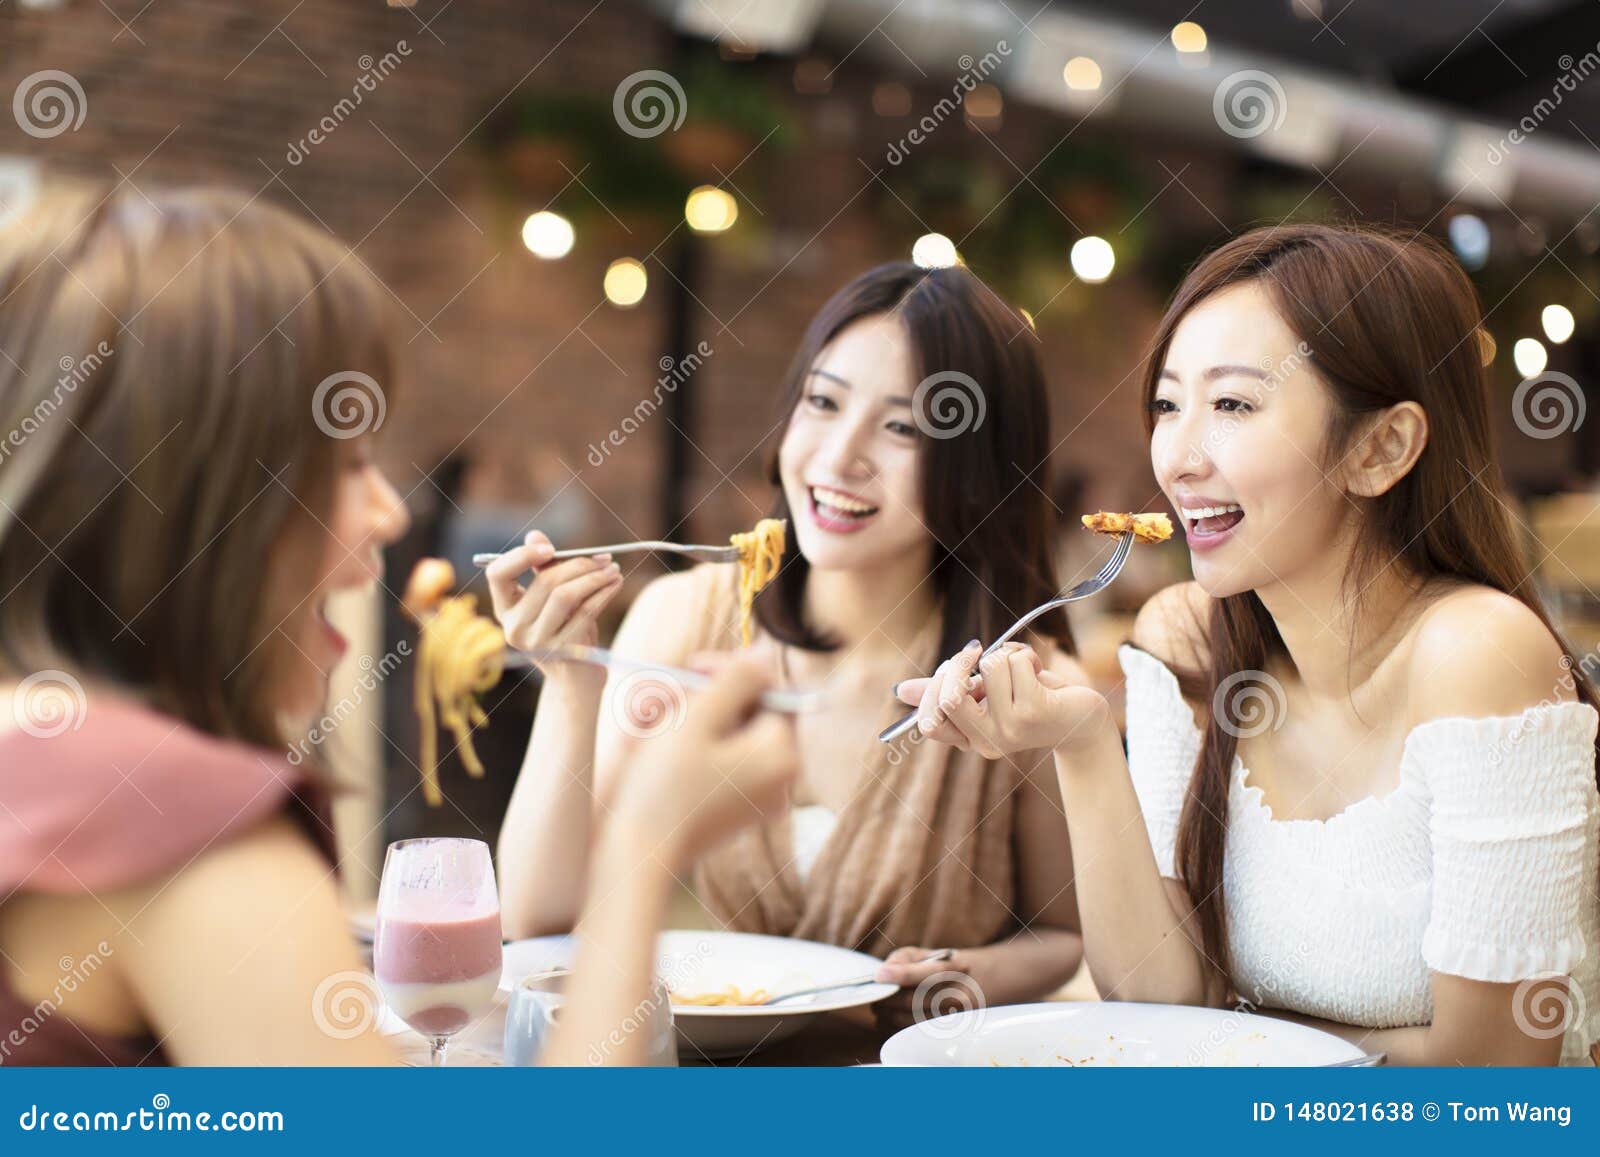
606, 563, 621, 576
890, 680, 903, 697
965, 638, 981, 650
594, 552, 612, 562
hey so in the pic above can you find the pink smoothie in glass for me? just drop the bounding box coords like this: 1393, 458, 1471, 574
374, 909, 502, 1036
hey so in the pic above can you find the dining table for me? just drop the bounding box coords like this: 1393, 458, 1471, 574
381, 980, 895, 1067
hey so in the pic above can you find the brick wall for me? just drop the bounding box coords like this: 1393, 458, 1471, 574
0, 0, 1176, 562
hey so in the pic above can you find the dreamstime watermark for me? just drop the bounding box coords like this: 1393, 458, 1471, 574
1489, 646, 1600, 765
587, 340, 713, 466
1486, 45, 1600, 164
1512, 371, 1585, 440
286, 641, 410, 766
1186, 939, 1313, 1064
11, 668, 88, 739
1212, 668, 1288, 740
16, 1095, 284, 1133
285, 42, 411, 165
0, 342, 114, 467
312, 371, 386, 439
1213, 69, 1287, 140
909, 968, 986, 1040
613, 69, 687, 139
884, 42, 1011, 165
13, 69, 87, 139
606, 667, 689, 740
1510, 970, 1587, 1042
912, 370, 986, 439
584, 938, 714, 1064
311, 970, 386, 1040
0, 943, 113, 1064
1184, 341, 1311, 467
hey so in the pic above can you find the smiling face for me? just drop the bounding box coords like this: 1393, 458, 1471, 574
777, 313, 931, 573
267, 437, 411, 719
1149, 281, 1356, 599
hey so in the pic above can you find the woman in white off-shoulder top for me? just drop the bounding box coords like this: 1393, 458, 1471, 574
900, 223, 1600, 1065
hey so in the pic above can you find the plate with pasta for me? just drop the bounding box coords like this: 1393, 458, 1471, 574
498, 929, 899, 1059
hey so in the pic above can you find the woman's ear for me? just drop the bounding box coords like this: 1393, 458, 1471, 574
1345, 401, 1429, 499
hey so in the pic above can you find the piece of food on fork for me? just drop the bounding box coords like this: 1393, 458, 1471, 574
1081, 510, 1174, 545
401, 557, 506, 808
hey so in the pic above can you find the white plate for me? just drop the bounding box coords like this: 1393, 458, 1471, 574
880, 1002, 1368, 1067
499, 929, 899, 1060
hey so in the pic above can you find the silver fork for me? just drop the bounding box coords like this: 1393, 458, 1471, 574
472, 540, 740, 569
756, 949, 954, 1006
500, 642, 825, 715
877, 532, 1135, 743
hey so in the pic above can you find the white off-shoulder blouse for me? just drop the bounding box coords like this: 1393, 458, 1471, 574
1119, 644, 1600, 1065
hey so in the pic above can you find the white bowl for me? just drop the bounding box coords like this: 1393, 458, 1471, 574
880, 1001, 1368, 1067
500, 929, 899, 1060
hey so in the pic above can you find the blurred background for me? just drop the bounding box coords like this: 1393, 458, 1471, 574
6, 0, 1600, 884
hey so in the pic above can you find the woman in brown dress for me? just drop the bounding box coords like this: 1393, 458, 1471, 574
492, 263, 1088, 1029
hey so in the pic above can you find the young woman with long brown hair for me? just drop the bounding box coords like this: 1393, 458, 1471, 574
902, 223, 1600, 1065
0, 183, 798, 1066
491, 262, 1087, 1027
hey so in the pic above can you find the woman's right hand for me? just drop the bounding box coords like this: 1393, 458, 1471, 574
611, 655, 799, 872
486, 530, 625, 677
895, 641, 1115, 758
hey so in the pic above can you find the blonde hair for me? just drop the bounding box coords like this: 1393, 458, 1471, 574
0, 183, 395, 750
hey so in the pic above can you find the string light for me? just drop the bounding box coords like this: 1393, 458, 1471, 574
520, 211, 574, 260
1542, 304, 1576, 344
1070, 236, 1115, 283
1513, 337, 1548, 378
911, 233, 960, 269
604, 258, 648, 307
1063, 57, 1102, 91
1171, 22, 1207, 53
684, 186, 738, 234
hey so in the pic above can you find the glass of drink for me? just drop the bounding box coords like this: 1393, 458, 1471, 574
373, 837, 503, 1067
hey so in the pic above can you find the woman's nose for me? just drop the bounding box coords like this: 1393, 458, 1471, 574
817, 417, 875, 478
1154, 414, 1211, 487
369, 466, 411, 543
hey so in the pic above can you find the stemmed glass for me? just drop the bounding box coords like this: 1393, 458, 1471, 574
373, 838, 503, 1066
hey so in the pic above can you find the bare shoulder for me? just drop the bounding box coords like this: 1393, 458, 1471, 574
114, 814, 333, 929
1406, 585, 1573, 720
1130, 581, 1212, 670
612, 562, 736, 663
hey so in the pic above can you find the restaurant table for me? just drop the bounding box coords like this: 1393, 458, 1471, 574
383, 982, 892, 1067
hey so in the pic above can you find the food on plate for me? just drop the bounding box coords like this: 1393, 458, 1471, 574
1081, 510, 1174, 545
671, 985, 772, 1007
404, 558, 506, 807
729, 518, 786, 645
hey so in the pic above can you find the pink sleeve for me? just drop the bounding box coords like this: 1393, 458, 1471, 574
0, 700, 309, 895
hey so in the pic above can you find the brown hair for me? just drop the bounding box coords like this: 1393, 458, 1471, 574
1139, 223, 1600, 985
755, 262, 1072, 664
0, 183, 395, 752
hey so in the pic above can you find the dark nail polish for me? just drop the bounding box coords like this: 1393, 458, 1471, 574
890, 680, 903, 697
965, 637, 981, 650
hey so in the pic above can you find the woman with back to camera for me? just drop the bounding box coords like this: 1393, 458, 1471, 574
902, 223, 1600, 1065
491, 262, 1092, 1026
0, 183, 798, 1066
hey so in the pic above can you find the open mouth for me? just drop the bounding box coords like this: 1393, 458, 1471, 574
314, 600, 349, 659
808, 485, 880, 532
1180, 503, 1244, 538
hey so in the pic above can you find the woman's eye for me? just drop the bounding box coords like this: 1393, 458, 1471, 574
806, 393, 838, 412
1215, 397, 1253, 414
886, 419, 916, 437
1147, 398, 1176, 415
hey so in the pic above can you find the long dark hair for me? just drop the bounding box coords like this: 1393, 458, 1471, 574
1141, 223, 1600, 986
755, 262, 1072, 665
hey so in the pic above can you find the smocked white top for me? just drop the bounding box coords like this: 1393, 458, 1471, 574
1119, 645, 1600, 1065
